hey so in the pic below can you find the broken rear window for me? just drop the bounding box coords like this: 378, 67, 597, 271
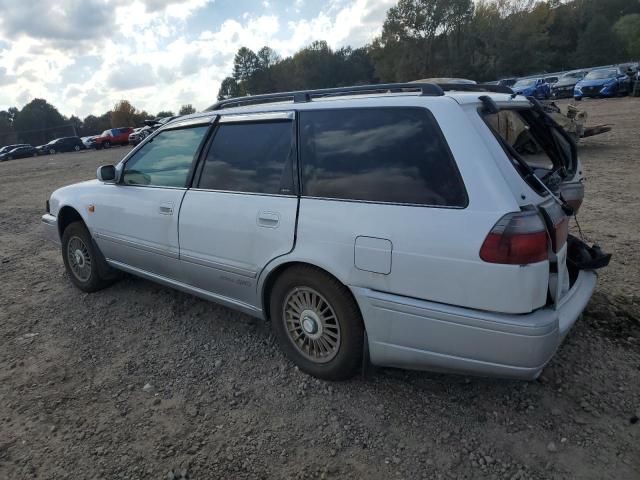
483, 108, 574, 194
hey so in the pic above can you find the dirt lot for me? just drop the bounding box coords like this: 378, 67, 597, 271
0, 98, 638, 480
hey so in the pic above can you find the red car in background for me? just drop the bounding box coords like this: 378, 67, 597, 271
94, 127, 134, 149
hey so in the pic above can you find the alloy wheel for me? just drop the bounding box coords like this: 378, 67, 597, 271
282, 287, 341, 364
66, 236, 92, 282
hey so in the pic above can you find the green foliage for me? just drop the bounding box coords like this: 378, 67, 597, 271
179, 104, 197, 115
12, 99, 67, 145
156, 111, 175, 118
614, 14, 640, 58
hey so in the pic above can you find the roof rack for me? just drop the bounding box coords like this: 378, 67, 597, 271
438, 83, 514, 94
206, 82, 445, 111
205, 82, 515, 111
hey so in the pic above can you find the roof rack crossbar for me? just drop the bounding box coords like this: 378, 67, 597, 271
206, 82, 445, 111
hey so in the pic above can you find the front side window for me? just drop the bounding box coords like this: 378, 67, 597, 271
198, 120, 295, 195
122, 126, 208, 188
299, 108, 467, 207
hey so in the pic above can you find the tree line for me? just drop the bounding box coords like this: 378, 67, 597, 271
0, 100, 197, 147
2, 0, 639, 147
218, 0, 640, 99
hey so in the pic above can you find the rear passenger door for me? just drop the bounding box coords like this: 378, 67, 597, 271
178, 111, 298, 307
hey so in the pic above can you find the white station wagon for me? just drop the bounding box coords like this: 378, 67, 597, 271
42, 83, 609, 380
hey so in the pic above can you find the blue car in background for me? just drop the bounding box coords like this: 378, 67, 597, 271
574, 67, 631, 100
511, 77, 551, 99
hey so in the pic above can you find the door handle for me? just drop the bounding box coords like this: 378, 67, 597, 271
159, 203, 174, 215
257, 211, 279, 228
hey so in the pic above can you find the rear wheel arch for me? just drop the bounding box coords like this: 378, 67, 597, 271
260, 261, 361, 322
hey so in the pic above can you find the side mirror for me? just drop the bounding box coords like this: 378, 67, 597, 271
97, 165, 116, 183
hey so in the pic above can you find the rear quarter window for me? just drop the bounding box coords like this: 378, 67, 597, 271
299, 107, 467, 207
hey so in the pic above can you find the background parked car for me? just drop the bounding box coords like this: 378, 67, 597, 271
552, 70, 587, 98
497, 78, 517, 87
0, 145, 38, 161
94, 128, 134, 149
81, 136, 98, 149
512, 77, 551, 99
574, 67, 631, 100
129, 116, 179, 146
36, 137, 85, 155
0, 144, 29, 155
128, 127, 149, 146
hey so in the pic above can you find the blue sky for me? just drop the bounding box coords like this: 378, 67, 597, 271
0, 0, 395, 117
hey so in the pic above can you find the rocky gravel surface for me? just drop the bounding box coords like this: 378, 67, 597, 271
1, 98, 639, 479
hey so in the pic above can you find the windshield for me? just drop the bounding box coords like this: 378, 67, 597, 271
585, 69, 616, 80
513, 79, 536, 88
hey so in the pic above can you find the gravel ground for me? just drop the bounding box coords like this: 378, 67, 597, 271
0, 98, 639, 480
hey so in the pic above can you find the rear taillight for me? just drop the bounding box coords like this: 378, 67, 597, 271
543, 202, 569, 252
559, 182, 584, 214
480, 211, 548, 265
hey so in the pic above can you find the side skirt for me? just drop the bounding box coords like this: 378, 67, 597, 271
107, 259, 264, 319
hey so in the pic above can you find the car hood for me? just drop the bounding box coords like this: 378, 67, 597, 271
514, 86, 536, 94
577, 78, 615, 88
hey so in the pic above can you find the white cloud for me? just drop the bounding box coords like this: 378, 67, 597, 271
0, 0, 392, 118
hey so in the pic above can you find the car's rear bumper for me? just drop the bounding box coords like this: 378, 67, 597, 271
42, 214, 60, 245
352, 270, 597, 380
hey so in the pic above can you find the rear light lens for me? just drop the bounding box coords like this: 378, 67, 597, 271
480, 211, 548, 264
559, 182, 584, 214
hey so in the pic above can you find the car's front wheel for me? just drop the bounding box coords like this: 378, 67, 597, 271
61, 221, 117, 293
104, 141, 111, 148
49, 148, 55, 155
74, 145, 80, 151
270, 266, 364, 380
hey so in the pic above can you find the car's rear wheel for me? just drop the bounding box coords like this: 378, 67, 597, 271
270, 266, 364, 380
61, 221, 117, 293
74, 145, 80, 151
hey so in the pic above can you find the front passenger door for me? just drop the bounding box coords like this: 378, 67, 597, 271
92, 122, 211, 280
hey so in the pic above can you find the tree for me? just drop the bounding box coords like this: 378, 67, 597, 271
576, 16, 624, 66
217, 77, 241, 100
0, 110, 17, 146
111, 100, 137, 127
614, 14, 640, 58
179, 104, 197, 115
156, 111, 175, 118
83, 114, 111, 136
12, 99, 67, 145
232, 47, 259, 83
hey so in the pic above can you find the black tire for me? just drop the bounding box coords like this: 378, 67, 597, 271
270, 265, 364, 381
74, 145, 80, 151
61, 221, 117, 293
104, 140, 111, 149
7, 155, 12, 160
49, 148, 55, 155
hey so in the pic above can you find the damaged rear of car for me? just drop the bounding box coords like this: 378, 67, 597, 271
480, 94, 610, 308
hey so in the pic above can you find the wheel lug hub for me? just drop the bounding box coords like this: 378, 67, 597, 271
302, 317, 318, 334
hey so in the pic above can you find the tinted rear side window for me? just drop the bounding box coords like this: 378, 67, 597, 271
198, 121, 295, 195
299, 108, 467, 207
